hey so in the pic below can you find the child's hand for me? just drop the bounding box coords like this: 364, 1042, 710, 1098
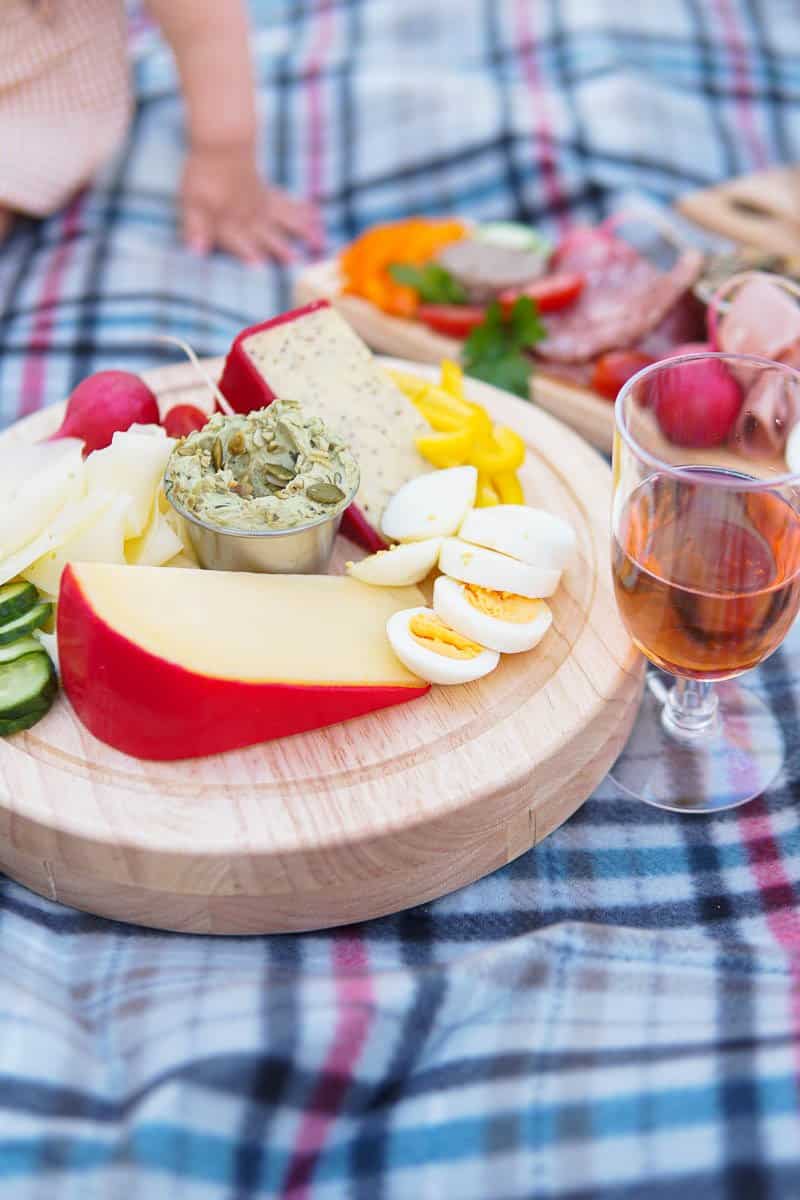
180, 143, 321, 265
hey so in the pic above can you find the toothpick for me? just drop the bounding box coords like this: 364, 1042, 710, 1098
154, 334, 235, 416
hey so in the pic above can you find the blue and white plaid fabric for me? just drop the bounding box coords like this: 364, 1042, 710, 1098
1, 2, 800, 1196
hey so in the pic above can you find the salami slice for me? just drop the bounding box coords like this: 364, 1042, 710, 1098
436, 239, 546, 304
537, 235, 703, 364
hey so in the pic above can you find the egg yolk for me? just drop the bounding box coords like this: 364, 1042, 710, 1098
409, 612, 484, 660
463, 584, 544, 624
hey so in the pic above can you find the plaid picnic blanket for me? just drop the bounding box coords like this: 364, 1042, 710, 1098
1, 2, 800, 1196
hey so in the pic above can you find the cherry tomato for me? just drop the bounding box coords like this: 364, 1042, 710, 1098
591, 351, 656, 401
499, 273, 585, 315
162, 404, 209, 438
416, 304, 487, 338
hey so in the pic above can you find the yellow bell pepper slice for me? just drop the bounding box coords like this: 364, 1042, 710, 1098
493, 470, 525, 505
465, 403, 493, 439
440, 359, 465, 400
475, 473, 500, 507
421, 384, 474, 419
415, 427, 474, 468
388, 369, 429, 398
412, 399, 468, 432
471, 426, 526, 475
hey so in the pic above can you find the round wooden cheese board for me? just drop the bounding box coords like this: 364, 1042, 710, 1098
0, 359, 644, 934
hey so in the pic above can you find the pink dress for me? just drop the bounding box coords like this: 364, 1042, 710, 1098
0, 0, 132, 215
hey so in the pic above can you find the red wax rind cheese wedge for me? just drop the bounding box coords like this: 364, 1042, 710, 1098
58, 563, 428, 760
218, 301, 427, 551
218, 299, 328, 413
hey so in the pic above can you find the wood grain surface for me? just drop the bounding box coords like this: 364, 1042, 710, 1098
678, 166, 800, 257
0, 358, 644, 934
294, 259, 616, 453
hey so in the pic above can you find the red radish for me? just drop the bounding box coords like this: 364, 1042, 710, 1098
49, 371, 160, 455
653, 358, 743, 448
162, 405, 209, 438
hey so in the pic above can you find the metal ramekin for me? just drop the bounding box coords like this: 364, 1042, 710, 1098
163, 470, 359, 575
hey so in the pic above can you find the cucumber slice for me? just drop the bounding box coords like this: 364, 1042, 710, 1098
0, 701, 54, 737
0, 601, 52, 645
474, 221, 551, 255
0, 636, 42, 664
0, 580, 38, 625
0, 652, 57, 720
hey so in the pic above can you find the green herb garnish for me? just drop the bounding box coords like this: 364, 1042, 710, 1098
388, 262, 468, 305
462, 297, 547, 398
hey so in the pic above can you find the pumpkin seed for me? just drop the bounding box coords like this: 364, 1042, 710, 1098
264, 462, 295, 482
276, 419, 299, 450
228, 431, 245, 456
306, 481, 346, 505
211, 438, 223, 471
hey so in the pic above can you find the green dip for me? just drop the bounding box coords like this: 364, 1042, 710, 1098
164, 400, 359, 532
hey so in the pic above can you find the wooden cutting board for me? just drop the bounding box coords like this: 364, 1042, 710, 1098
0, 359, 643, 934
294, 261, 616, 453
678, 166, 800, 257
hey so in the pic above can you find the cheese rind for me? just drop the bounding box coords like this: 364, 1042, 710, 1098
58, 563, 429, 759
218, 302, 429, 528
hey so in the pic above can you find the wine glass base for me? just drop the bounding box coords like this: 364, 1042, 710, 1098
609, 675, 784, 813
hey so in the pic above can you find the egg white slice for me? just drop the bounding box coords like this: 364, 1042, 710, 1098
346, 538, 442, 586
439, 538, 560, 599
381, 466, 478, 542
433, 575, 552, 654
459, 505, 576, 571
386, 606, 499, 685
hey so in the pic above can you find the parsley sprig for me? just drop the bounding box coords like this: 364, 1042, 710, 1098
462, 297, 547, 398
388, 262, 468, 305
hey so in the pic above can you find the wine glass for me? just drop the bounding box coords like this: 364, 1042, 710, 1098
611, 352, 800, 812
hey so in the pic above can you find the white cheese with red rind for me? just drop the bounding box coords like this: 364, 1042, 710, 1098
221, 304, 429, 527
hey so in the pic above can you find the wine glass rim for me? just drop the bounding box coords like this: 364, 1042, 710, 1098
614, 350, 800, 490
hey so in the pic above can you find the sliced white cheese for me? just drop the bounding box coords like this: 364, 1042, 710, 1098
85, 429, 175, 538
25, 493, 132, 595
0, 439, 85, 559
1, 491, 110, 588
240, 307, 429, 526
125, 502, 185, 567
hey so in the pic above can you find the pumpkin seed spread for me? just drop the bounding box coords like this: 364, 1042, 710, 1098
164, 400, 359, 532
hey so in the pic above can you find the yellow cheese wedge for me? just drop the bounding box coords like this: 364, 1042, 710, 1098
58, 563, 429, 759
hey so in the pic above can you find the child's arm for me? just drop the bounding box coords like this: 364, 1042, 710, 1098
146, 0, 320, 263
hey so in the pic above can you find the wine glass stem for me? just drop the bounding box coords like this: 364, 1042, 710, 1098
661, 677, 719, 742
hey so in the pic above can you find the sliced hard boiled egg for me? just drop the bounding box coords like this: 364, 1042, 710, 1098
439, 538, 560, 599
347, 538, 442, 586
459, 505, 576, 571
386, 606, 499, 685
433, 575, 552, 654
381, 466, 477, 543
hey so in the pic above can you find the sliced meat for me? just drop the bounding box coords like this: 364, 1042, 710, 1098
536, 237, 703, 364
534, 360, 595, 390
637, 291, 707, 358
536, 294, 705, 395
717, 276, 800, 360
734, 367, 800, 458
436, 239, 547, 304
